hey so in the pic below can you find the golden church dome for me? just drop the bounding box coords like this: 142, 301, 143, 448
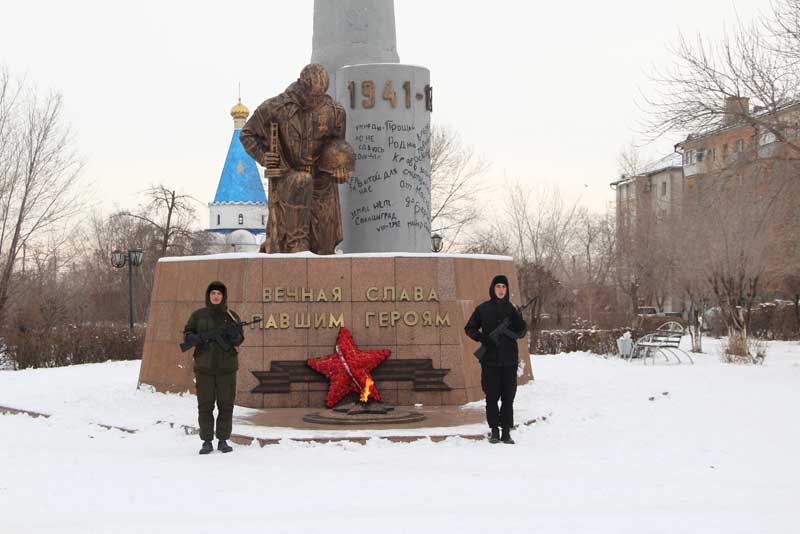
230, 98, 249, 120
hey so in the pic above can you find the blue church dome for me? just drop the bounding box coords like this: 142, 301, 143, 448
212, 128, 266, 205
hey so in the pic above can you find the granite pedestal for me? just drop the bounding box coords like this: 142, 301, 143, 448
138, 252, 533, 410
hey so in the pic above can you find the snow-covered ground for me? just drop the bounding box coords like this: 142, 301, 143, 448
1, 337, 799, 534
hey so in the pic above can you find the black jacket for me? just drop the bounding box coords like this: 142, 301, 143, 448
464, 275, 527, 367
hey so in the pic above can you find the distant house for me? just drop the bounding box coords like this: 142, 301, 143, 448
610, 153, 684, 314
611, 96, 800, 314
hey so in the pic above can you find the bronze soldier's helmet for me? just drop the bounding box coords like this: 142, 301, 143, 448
318, 139, 355, 183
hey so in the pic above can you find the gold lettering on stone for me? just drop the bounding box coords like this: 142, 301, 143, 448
414, 287, 424, 301
286, 288, 298, 301
296, 313, 311, 328
275, 287, 285, 303
428, 289, 439, 302
383, 287, 395, 302
264, 314, 278, 329
379, 312, 390, 327
332, 287, 342, 302
250, 315, 263, 328
262, 288, 272, 302
366, 287, 379, 302
280, 313, 290, 329
317, 289, 328, 302
314, 314, 327, 328
399, 289, 410, 302
404, 311, 419, 326
330, 313, 345, 328
435, 312, 450, 327
301, 288, 314, 302
391, 310, 401, 326
366, 312, 376, 327
422, 311, 433, 326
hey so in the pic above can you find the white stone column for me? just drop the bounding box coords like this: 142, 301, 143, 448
335, 64, 431, 253
311, 0, 400, 73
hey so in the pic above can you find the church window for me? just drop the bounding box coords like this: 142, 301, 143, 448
238, 214, 244, 225
217, 214, 220, 225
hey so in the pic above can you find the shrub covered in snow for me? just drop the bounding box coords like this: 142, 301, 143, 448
533, 328, 641, 355
720, 334, 767, 365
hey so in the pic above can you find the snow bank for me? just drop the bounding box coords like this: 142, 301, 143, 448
1, 337, 798, 533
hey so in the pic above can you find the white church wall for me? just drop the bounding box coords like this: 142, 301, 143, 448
208, 203, 267, 231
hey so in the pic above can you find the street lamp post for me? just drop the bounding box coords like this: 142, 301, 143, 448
431, 233, 443, 253
111, 248, 144, 331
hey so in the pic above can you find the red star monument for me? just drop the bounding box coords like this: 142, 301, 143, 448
307, 327, 391, 408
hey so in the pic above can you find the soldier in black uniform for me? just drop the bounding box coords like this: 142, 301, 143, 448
183, 281, 244, 454
465, 275, 527, 444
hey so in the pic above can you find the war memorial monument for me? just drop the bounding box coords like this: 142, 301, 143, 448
138, 0, 532, 423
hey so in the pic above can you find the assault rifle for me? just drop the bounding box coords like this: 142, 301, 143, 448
473, 297, 537, 362
180, 318, 262, 353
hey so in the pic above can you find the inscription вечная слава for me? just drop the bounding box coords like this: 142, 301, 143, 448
249, 286, 450, 330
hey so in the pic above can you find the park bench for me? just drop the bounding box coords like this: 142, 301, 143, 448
627, 321, 694, 365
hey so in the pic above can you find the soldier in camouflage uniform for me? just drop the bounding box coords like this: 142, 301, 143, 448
183, 281, 244, 455
240, 64, 354, 254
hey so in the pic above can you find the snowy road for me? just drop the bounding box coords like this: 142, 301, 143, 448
1, 338, 798, 534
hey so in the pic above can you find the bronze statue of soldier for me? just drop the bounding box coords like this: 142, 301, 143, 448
240, 64, 355, 254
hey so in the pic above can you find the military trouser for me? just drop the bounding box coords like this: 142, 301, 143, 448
195, 371, 237, 441
481, 364, 517, 429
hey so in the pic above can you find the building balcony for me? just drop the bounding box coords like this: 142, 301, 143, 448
683, 161, 707, 177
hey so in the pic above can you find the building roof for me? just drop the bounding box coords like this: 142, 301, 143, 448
641, 152, 683, 176
610, 152, 683, 187
677, 100, 800, 146
212, 129, 267, 205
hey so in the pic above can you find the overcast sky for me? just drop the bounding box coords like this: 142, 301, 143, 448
0, 0, 766, 224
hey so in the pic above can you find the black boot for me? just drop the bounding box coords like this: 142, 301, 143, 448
218, 439, 233, 453
489, 427, 500, 444
199, 441, 213, 455
501, 427, 515, 444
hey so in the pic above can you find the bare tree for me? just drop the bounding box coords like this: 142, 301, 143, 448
642, 4, 800, 355
571, 209, 618, 323
701, 157, 793, 354
504, 183, 581, 276
617, 142, 645, 178
429, 126, 487, 251
781, 273, 800, 335
115, 184, 199, 256
647, 4, 800, 156
0, 70, 82, 326
766, 0, 800, 68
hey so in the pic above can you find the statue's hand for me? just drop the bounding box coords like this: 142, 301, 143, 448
332, 168, 351, 184
262, 152, 284, 178
262, 152, 281, 168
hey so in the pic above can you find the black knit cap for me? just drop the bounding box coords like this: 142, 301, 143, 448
489, 274, 510, 301
205, 281, 227, 308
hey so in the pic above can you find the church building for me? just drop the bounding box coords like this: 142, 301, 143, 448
207, 99, 267, 252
